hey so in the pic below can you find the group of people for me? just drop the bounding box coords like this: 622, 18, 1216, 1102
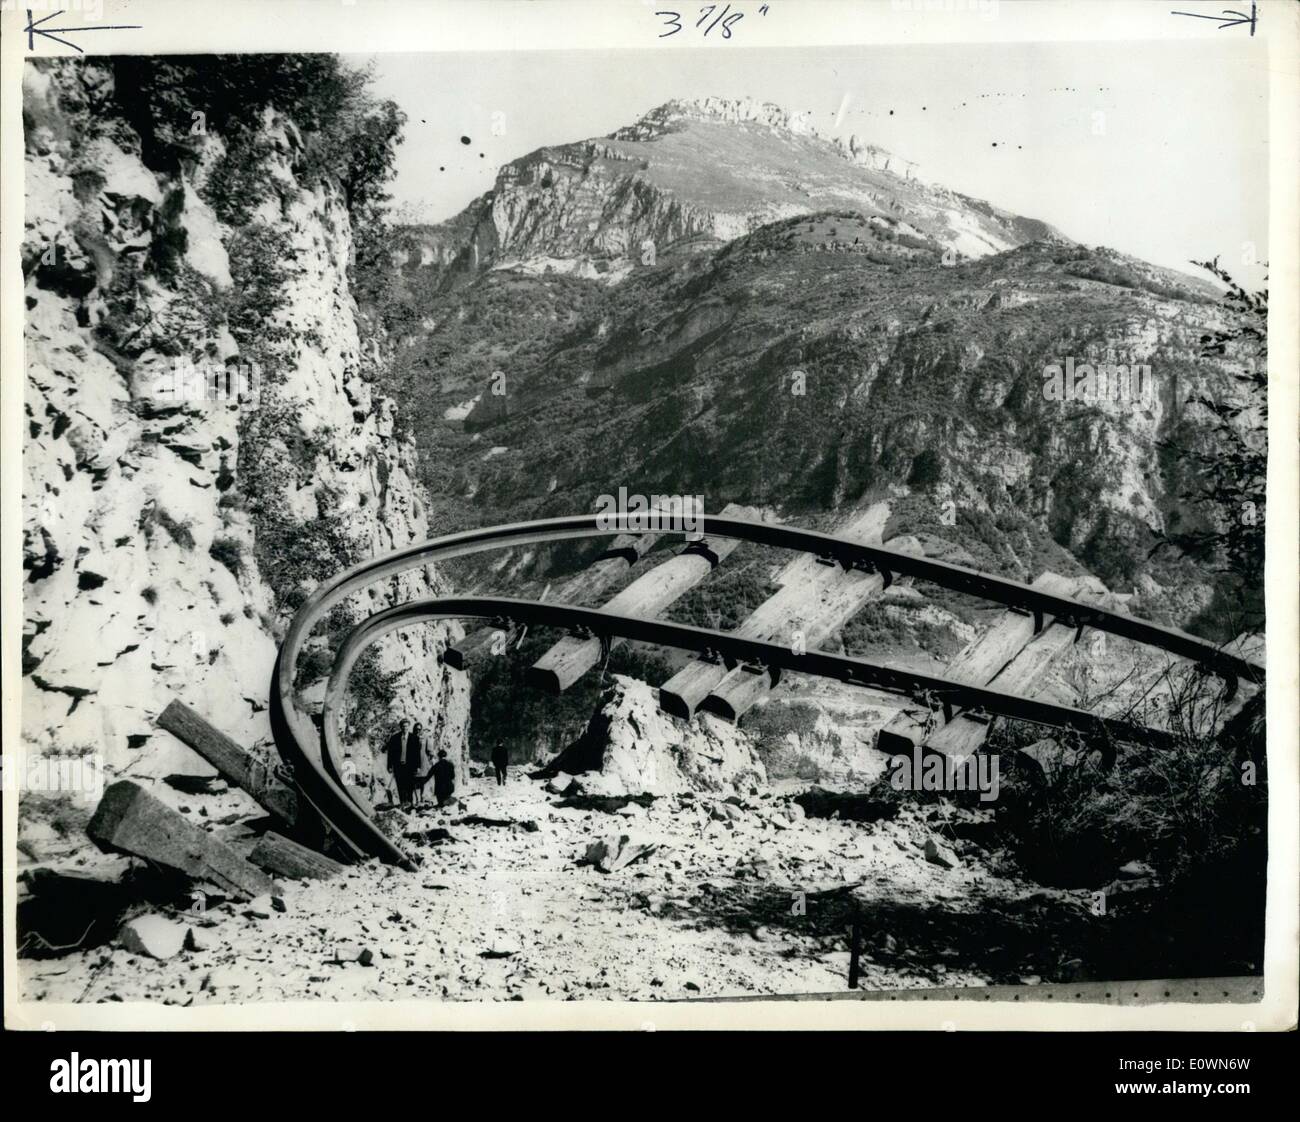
380, 720, 514, 808
383, 718, 456, 808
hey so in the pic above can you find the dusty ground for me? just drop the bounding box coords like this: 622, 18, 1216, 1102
20, 771, 1099, 1005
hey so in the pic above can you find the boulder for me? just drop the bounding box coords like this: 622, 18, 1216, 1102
1118, 859, 1156, 880
583, 832, 659, 874
118, 915, 187, 960
330, 943, 370, 964
545, 676, 766, 796
923, 837, 960, 869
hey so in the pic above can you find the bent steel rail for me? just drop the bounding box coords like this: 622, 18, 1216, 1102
274, 513, 1261, 869
319, 596, 1186, 867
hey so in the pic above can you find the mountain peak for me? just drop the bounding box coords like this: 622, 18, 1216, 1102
616, 96, 819, 136
613, 95, 899, 174
414, 94, 1062, 285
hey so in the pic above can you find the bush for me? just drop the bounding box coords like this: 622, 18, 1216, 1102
345, 647, 410, 748
907, 448, 943, 488
139, 504, 194, 551
989, 672, 1266, 891
109, 55, 404, 214
209, 535, 245, 577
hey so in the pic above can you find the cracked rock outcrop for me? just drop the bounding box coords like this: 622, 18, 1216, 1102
21, 60, 469, 782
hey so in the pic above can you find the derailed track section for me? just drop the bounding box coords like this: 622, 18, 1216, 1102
272, 514, 1265, 869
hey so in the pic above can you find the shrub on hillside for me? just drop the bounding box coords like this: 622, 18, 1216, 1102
987, 668, 1266, 891
209, 535, 245, 577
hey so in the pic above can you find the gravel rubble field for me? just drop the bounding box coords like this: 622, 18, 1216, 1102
22, 772, 1093, 1004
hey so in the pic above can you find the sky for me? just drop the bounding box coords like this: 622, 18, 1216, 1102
355, 38, 1269, 284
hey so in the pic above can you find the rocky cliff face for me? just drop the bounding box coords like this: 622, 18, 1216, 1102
401, 96, 1061, 287
21, 60, 469, 784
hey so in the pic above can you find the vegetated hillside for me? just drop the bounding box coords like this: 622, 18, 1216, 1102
396, 96, 1063, 288
21, 56, 469, 782
380, 202, 1248, 644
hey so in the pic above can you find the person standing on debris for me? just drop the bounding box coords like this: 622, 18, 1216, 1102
432, 749, 456, 808
407, 721, 430, 807
384, 717, 413, 807
491, 740, 509, 786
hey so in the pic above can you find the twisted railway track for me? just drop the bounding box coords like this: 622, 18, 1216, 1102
271, 514, 1265, 869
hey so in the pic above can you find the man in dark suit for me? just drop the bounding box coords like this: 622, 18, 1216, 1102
491, 741, 510, 786
383, 718, 413, 806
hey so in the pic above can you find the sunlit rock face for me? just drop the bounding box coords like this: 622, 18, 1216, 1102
21, 59, 469, 782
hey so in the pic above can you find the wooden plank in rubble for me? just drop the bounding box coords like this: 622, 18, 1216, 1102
88, 780, 276, 900
157, 699, 299, 826
249, 831, 346, 881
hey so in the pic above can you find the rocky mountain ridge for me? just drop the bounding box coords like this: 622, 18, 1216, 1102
400, 96, 1064, 287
